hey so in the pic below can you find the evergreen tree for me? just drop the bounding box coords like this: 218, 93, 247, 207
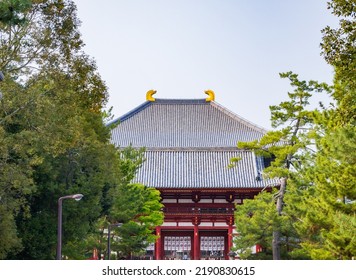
234, 72, 328, 259
1, 0, 112, 259
293, 125, 356, 259
109, 147, 163, 260
234, 0, 355, 260
0, 0, 163, 259
234, 191, 300, 259
292, 0, 356, 259
2, 68, 116, 259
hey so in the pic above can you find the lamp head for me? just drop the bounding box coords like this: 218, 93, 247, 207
72, 194, 84, 201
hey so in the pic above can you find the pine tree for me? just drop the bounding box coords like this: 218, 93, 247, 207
234, 72, 328, 259
109, 147, 163, 260
282, 0, 356, 260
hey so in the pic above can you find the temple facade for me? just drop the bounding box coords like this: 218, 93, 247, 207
110, 90, 279, 260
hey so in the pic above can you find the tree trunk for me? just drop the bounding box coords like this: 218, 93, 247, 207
272, 177, 287, 260
276, 177, 287, 215
272, 231, 280, 260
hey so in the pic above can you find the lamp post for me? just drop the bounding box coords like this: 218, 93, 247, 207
0, 71, 4, 100
57, 194, 84, 260
107, 223, 122, 260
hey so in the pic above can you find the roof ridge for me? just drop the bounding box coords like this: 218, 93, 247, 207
153, 98, 208, 104
155, 98, 206, 101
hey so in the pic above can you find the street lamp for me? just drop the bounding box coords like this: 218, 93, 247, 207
57, 194, 84, 260
107, 223, 122, 260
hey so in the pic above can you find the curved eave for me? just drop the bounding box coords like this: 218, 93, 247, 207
157, 186, 279, 192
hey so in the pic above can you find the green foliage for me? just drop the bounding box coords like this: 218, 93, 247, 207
113, 184, 163, 259
0, 0, 32, 26
238, 72, 329, 176
234, 191, 301, 260
109, 148, 163, 259
69, 146, 163, 261
115, 146, 146, 188
103, 146, 160, 260
63, 216, 109, 260
321, 0, 356, 126
293, 125, 356, 259
290, 0, 356, 260
228, 156, 241, 168
234, 72, 327, 259
235, 0, 356, 261
235, 59, 354, 259
234, 191, 277, 259
0, 0, 115, 259
321, 0, 356, 80
0, 81, 38, 258
0, 0, 89, 81
0, 66, 115, 259
0, 203, 23, 258
0, 0, 162, 260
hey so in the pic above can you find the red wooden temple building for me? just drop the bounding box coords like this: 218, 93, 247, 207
110, 90, 279, 260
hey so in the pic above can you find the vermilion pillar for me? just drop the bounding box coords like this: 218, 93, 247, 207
256, 244, 262, 253
155, 226, 162, 260
228, 225, 233, 259
193, 224, 199, 260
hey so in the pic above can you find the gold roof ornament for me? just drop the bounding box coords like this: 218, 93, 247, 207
146, 89, 157, 101
204, 89, 215, 102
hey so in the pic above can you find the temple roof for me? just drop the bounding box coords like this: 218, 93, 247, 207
110, 99, 267, 148
109, 96, 279, 189
133, 148, 279, 189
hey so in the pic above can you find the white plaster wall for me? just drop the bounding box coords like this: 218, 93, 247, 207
199, 222, 213, 227
178, 222, 194, 226
198, 199, 213, 203
162, 199, 176, 203
162, 222, 177, 227
214, 199, 228, 203
178, 199, 193, 203
214, 222, 228, 227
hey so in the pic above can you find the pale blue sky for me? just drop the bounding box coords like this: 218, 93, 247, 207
74, 0, 337, 129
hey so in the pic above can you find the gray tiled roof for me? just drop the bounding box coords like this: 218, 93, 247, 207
110, 98, 278, 189
110, 99, 267, 148
133, 148, 279, 189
